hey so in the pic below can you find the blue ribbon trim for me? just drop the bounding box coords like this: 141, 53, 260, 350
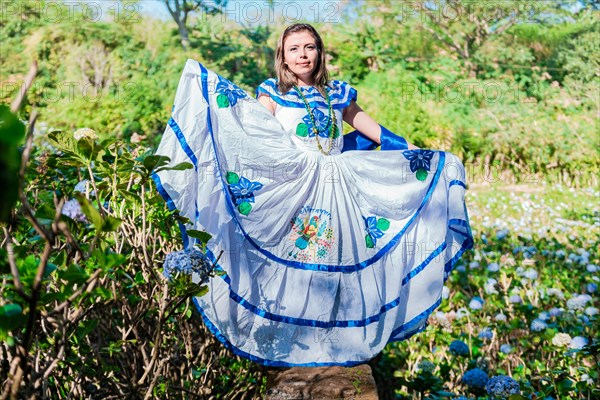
167, 117, 198, 168
389, 297, 442, 341
449, 180, 466, 188
191, 297, 371, 367
202, 241, 447, 328
255, 79, 357, 109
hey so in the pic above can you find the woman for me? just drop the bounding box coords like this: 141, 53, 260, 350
154, 23, 473, 367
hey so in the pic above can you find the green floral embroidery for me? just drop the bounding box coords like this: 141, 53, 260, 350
225, 172, 263, 216
296, 123, 309, 137
217, 94, 230, 108
364, 216, 390, 249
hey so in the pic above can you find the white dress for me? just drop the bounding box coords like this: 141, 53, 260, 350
154, 59, 473, 367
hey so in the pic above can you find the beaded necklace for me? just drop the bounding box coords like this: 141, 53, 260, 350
294, 85, 337, 156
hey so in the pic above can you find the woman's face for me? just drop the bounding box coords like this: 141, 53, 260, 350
283, 30, 319, 85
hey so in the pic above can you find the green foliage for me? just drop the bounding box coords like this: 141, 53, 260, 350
0, 127, 263, 398
0, 106, 26, 222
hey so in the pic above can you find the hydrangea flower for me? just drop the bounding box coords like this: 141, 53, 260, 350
538, 311, 550, 321
551, 332, 571, 347
62, 198, 87, 222
442, 286, 450, 299
499, 344, 513, 354
587, 264, 598, 273
586, 283, 597, 294
486, 262, 500, 272
508, 295, 522, 304
434, 311, 450, 327
523, 268, 538, 280
163, 249, 212, 284
485, 375, 520, 398
469, 296, 484, 310
547, 288, 565, 299
570, 336, 588, 350
449, 340, 469, 356
484, 278, 498, 295
417, 360, 435, 373
478, 327, 494, 340
530, 318, 548, 332
73, 180, 96, 196
469, 261, 480, 269
462, 368, 489, 390
549, 307, 563, 317
567, 294, 592, 310
456, 308, 470, 319
495, 313, 507, 322
496, 228, 509, 240
585, 306, 598, 316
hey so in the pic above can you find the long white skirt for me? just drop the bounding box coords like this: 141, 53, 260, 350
153, 59, 473, 367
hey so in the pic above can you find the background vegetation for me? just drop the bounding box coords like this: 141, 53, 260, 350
1, 0, 598, 398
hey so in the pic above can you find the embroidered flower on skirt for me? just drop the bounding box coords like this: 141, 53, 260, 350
363, 216, 390, 248
163, 249, 212, 284
402, 149, 435, 181
215, 76, 247, 107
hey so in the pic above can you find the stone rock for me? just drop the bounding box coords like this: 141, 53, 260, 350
265, 364, 378, 399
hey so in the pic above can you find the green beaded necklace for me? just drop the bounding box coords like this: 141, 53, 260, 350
294, 85, 337, 156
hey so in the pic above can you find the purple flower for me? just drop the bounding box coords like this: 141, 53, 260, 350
495, 228, 509, 240
486, 375, 520, 398
449, 340, 469, 356
163, 249, 212, 284
402, 149, 434, 173
478, 327, 494, 340
570, 336, 589, 350
499, 344, 513, 354
469, 296, 484, 310
530, 318, 548, 332
462, 368, 489, 389
62, 199, 87, 223
487, 262, 500, 272
74, 180, 95, 196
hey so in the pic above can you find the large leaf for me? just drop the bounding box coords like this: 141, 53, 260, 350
0, 105, 26, 222
0, 303, 25, 332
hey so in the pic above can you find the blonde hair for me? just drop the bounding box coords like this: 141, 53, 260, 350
275, 23, 329, 95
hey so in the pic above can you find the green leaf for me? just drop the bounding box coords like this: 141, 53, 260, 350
62, 264, 89, 284
76, 319, 99, 341
44, 263, 58, 277
154, 161, 193, 174
376, 218, 390, 231
217, 94, 230, 108
416, 168, 428, 181
0, 105, 26, 145
186, 230, 212, 246
225, 172, 239, 185
101, 216, 122, 232
365, 234, 375, 248
75, 194, 102, 228
296, 123, 309, 137
143, 155, 170, 173
0, 105, 26, 223
0, 303, 25, 331
238, 202, 252, 215
48, 130, 80, 156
